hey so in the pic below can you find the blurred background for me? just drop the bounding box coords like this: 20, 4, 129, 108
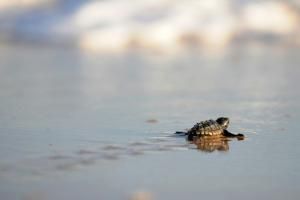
0, 0, 299, 53
0, 1, 300, 200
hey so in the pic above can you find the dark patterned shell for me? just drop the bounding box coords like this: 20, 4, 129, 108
187, 119, 224, 136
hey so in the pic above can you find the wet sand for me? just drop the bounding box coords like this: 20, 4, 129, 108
0, 43, 299, 200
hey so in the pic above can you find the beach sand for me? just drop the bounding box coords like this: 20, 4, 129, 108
0, 43, 299, 200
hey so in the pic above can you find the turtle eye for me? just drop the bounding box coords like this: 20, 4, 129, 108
224, 120, 229, 127
219, 119, 227, 127
225, 121, 228, 127
216, 117, 229, 126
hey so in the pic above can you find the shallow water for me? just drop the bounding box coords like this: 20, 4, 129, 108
0, 44, 299, 200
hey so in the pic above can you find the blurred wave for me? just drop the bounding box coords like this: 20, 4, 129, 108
0, 0, 299, 53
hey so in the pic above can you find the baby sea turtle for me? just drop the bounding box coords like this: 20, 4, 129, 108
176, 117, 244, 141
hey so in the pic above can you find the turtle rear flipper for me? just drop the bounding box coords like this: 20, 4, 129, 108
174, 131, 187, 136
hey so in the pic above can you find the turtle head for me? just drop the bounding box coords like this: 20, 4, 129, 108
216, 117, 229, 129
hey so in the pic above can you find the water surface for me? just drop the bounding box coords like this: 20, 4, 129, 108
0, 44, 299, 200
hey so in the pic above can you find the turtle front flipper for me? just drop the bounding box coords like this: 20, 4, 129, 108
223, 130, 244, 140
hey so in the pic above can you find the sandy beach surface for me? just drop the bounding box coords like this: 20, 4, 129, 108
0, 43, 299, 200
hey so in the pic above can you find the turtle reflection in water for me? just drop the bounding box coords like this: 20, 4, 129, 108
192, 137, 230, 152
176, 117, 244, 152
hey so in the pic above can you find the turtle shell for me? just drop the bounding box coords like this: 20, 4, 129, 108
188, 119, 224, 136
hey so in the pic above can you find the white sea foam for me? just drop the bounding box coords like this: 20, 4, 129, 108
0, 0, 299, 52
